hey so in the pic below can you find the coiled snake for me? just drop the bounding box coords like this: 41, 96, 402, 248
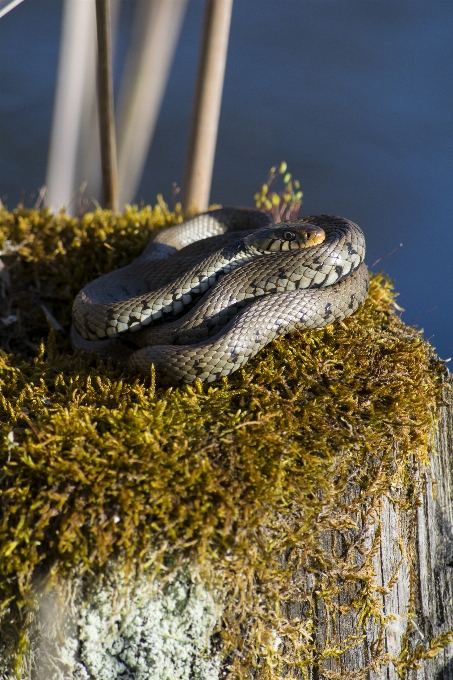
71, 208, 368, 385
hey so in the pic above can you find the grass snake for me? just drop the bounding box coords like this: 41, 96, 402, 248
71, 208, 368, 384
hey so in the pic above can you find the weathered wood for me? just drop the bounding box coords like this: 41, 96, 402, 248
290, 373, 453, 679
414, 373, 453, 679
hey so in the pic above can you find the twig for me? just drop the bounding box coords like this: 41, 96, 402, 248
408, 306, 439, 324
41, 305, 64, 332
183, 0, 234, 212
95, 0, 119, 212
34, 185, 47, 210
370, 243, 403, 269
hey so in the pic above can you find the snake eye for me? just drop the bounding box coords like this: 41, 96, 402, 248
283, 231, 296, 241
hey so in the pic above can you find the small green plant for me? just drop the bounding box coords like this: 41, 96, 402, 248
254, 161, 303, 222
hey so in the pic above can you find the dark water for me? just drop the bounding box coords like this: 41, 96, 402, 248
0, 0, 452, 357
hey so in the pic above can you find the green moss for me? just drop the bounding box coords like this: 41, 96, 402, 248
0, 202, 447, 678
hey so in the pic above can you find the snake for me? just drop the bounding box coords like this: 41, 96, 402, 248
71, 208, 369, 385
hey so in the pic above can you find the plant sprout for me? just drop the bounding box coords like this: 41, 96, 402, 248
254, 161, 303, 223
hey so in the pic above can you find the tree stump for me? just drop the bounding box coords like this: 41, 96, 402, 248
1, 206, 451, 679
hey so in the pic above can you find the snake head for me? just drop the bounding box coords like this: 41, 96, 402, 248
244, 220, 326, 253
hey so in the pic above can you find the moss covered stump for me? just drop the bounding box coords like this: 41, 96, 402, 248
0, 205, 451, 679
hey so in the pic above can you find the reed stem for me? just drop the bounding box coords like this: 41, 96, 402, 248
183, 0, 233, 212
95, 0, 119, 212
117, 0, 188, 207
0, 0, 26, 20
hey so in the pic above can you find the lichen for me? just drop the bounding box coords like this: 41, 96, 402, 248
0, 196, 447, 678
32, 566, 220, 680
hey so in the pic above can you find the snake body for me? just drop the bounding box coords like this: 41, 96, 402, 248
71, 208, 368, 384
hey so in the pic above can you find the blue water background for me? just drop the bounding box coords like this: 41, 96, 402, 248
0, 0, 452, 357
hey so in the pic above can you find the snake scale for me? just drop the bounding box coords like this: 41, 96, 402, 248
71, 208, 369, 385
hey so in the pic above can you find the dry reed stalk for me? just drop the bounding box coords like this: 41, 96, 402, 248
0, 0, 25, 20
116, 0, 188, 207
183, 0, 234, 212
95, 0, 119, 212
46, 0, 96, 213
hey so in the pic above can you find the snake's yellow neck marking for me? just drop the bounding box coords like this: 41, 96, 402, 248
245, 223, 325, 254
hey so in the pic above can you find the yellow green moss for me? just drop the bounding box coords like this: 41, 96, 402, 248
0, 200, 447, 677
